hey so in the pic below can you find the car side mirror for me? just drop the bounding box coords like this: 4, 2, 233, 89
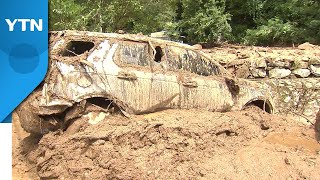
225, 78, 240, 97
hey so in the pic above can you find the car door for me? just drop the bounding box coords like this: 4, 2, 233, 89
112, 40, 196, 114
112, 40, 156, 114
164, 46, 234, 112
146, 44, 181, 112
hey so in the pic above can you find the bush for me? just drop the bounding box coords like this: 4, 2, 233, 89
175, 0, 232, 44
244, 18, 296, 46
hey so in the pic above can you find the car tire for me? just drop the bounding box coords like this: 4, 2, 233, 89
16, 102, 61, 135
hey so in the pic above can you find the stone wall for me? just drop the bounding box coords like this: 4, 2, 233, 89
263, 78, 320, 122
204, 42, 320, 79
204, 44, 320, 123
230, 61, 320, 123
225, 56, 320, 79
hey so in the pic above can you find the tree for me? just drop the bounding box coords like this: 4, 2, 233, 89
174, 0, 231, 43
225, 0, 265, 42
49, 0, 86, 30
49, 0, 320, 46
240, 0, 320, 45
49, 0, 177, 34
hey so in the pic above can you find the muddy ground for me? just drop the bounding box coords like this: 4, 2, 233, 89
13, 107, 320, 179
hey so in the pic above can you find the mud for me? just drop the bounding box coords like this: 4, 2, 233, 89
13, 107, 320, 179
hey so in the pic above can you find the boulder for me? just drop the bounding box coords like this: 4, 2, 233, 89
237, 52, 249, 59
292, 60, 309, 69
309, 58, 320, 65
267, 57, 291, 68
302, 57, 309, 61
269, 68, 291, 79
192, 44, 202, 50
292, 69, 311, 78
310, 65, 320, 76
251, 68, 267, 78
226, 59, 246, 67
298, 42, 316, 50
235, 65, 250, 78
268, 61, 291, 68
254, 58, 267, 68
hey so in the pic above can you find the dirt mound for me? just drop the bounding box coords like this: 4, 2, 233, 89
14, 108, 320, 179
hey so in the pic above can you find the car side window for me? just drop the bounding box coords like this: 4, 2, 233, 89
187, 50, 220, 76
61, 40, 95, 57
118, 41, 151, 66
165, 46, 187, 71
165, 46, 220, 76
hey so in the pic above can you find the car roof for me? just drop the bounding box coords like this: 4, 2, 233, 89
50, 30, 232, 78
50, 30, 196, 50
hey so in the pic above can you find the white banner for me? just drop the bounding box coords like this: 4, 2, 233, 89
0, 124, 12, 180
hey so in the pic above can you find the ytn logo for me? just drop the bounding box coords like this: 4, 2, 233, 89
5, 19, 43, 32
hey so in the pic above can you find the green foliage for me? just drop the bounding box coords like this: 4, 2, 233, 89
175, 0, 231, 43
244, 18, 296, 45
237, 0, 320, 45
49, 0, 176, 34
49, 0, 320, 46
49, 0, 86, 30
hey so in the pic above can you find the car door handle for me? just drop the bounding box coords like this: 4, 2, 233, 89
182, 80, 198, 88
117, 71, 137, 81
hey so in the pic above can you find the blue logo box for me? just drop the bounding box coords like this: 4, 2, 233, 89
0, 0, 48, 123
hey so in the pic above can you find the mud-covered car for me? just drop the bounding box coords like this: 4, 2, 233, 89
17, 30, 274, 134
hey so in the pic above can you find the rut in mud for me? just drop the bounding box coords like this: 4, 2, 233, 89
13, 107, 320, 179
